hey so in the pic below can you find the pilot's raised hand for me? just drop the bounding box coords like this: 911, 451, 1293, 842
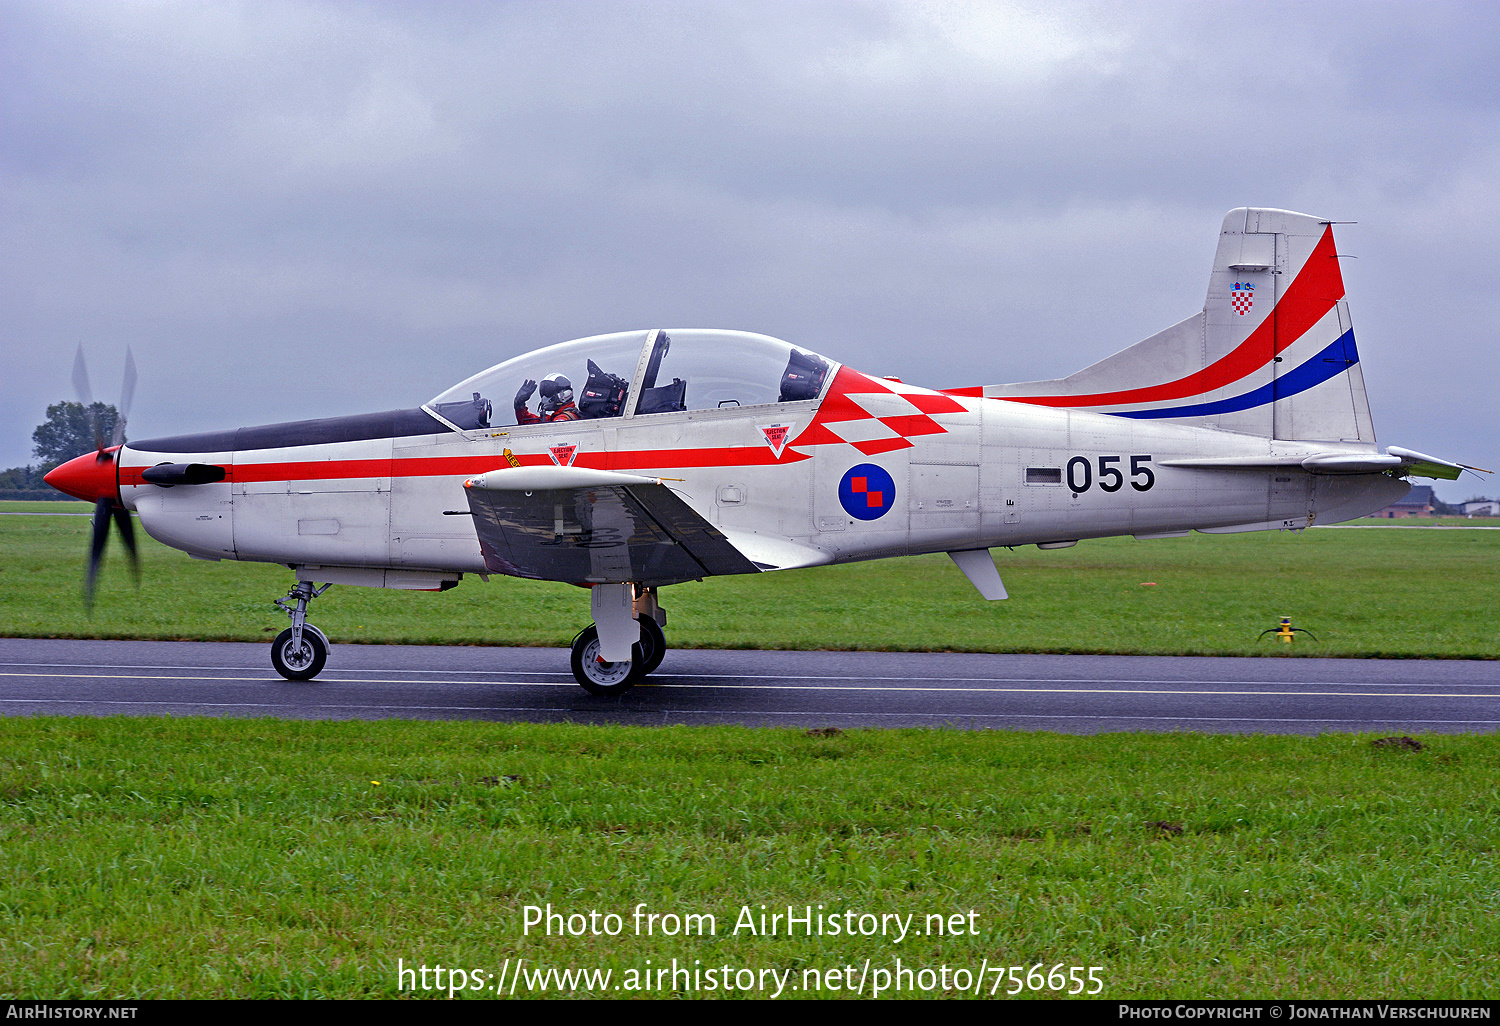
514, 379, 537, 407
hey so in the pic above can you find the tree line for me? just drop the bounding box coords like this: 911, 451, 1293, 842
2, 401, 121, 499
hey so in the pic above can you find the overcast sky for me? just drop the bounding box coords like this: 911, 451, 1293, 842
3, 1, 1496, 500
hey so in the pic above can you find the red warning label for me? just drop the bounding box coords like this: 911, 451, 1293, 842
759, 423, 791, 458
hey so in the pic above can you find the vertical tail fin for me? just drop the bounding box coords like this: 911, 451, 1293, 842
979, 208, 1376, 445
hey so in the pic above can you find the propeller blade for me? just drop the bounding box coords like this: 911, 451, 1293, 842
72, 345, 105, 452
85, 497, 111, 610
111, 348, 137, 448
71, 345, 94, 407
112, 505, 140, 588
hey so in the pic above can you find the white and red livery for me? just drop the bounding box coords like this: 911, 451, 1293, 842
47, 209, 1480, 693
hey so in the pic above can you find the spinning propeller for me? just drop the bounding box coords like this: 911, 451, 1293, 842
46, 347, 140, 608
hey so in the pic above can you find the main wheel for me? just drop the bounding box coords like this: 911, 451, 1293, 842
636, 615, 666, 676
271, 626, 328, 681
570, 625, 641, 696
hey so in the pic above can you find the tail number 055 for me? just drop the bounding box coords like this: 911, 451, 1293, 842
1065, 455, 1155, 493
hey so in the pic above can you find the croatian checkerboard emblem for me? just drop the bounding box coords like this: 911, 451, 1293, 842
838, 463, 896, 521
548, 444, 578, 467
1231, 282, 1255, 316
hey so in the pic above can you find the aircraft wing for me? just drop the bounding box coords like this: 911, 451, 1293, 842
463, 466, 761, 585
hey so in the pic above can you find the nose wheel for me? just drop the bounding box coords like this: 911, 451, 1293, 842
271, 626, 328, 680
271, 579, 332, 681
570, 615, 667, 696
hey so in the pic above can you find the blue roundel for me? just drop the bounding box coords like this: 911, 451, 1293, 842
838, 463, 897, 521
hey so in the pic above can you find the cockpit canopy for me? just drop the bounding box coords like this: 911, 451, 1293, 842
426, 329, 835, 431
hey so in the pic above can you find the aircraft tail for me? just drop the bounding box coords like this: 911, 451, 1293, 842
969, 208, 1376, 445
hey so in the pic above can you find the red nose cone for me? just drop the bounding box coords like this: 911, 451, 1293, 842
44, 448, 121, 504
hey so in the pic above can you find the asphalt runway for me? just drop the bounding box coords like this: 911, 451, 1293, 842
1, 636, 1497, 733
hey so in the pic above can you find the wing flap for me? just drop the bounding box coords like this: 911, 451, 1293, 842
718, 530, 834, 571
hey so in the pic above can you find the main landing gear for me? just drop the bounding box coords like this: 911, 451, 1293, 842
271, 580, 332, 681
570, 584, 667, 696
265, 576, 667, 693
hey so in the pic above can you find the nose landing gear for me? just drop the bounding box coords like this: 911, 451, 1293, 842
271, 580, 332, 680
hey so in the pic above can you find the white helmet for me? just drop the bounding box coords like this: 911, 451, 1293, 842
538, 373, 573, 414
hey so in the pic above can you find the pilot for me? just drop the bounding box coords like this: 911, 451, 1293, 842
515, 373, 580, 424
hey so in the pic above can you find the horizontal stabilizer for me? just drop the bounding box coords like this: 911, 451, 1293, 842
1299, 454, 1404, 474
1162, 448, 1488, 480
1160, 455, 1316, 469
1160, 453, 1403, 474
1385, 446, 1490, 482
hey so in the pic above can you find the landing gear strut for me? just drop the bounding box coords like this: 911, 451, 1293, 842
271, 580, 332, 681
569, 584, 668, 695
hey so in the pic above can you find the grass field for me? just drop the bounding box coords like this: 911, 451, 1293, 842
2, 501, 1496, 658
4, 505, 1498, 1000
3, 718, 1498, 999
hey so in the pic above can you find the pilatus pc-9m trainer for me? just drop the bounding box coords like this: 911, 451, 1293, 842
47, 209, 1480, 694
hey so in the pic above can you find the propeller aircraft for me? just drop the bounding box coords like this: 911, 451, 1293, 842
45, 208, 1483, 694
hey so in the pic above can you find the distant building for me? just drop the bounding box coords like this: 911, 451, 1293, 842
1365, 484, 1435, 518
1461, 499, 1500, 517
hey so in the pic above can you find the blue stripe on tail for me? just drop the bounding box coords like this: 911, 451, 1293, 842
1113, 330, 1358, 420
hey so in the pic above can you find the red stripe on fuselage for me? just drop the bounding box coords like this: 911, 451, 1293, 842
117, 365, 976, 488
600, 445, 811, 470
119, 444, 811, 488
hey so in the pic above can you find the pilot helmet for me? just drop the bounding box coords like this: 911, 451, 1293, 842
538, 373, 573, 414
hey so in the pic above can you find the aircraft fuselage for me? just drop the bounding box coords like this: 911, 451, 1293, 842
116, 388, 1406, 586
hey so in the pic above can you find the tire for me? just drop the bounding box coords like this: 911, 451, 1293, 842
570, 625, 641, 696
637, 615, 666, 676
271, 626, 328, 681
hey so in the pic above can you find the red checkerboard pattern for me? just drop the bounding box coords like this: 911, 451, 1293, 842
789, 366, 970, 455
849, 475, 883, 507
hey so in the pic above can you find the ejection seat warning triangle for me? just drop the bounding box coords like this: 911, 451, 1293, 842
758, 423, 792, 459
548, 444, 578, 467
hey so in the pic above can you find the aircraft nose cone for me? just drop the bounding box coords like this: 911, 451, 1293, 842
44, 448, 121, 504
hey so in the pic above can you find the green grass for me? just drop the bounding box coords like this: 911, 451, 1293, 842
2, 719, 1497, 999
5, 504, 1497, 999
1333, 515, 1499, 527
1, 499, 93, 513
2, 503, 1496, 658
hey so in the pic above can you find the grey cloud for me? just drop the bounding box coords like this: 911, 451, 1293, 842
2, 0, 1495, 500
